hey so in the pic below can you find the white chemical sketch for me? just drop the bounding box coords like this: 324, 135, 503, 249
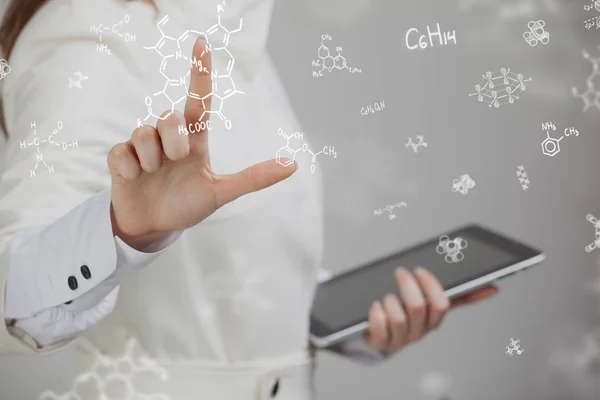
39, 338, 170, 400
523, 20, 549, 46
140, 2, 244, 132
0, 59, 11, 80
452, 174, 476, 195
585, 214, 600, 253
19, 121, 78, 178
506, 338, 524, 355
584, 1, 600, 30
469, 68, 531, 108
540, 121, 580, 157
516, 165, 529, 190
405, 23, 457, 51
573, 47, 600, 112
373, 201, 407, 220
436, 235, 468, 264
67, 71, 88, 89
89, 14, 136, 56
311, 34, 362, 78
360, 101, 385, 116
275, 128, 337, 174
405, 135, 428, 153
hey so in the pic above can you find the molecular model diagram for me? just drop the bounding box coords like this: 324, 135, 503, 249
452, 174, 476, 195
311, 34, 362, 78
0, 59, 10, 81
523, 20, 549, 46
540, 121, 580, 157
68, 71, 88, 89
90, 14, 137, 56
436, 235, 468, 264
275, 128, 337, 174
39, 338, 170, 400
19, 121, 78, 178
140, 2, 244, 131
469, 68, 531, 108
572, 46, 600, 112
506, 338, 524, 356
585, 214, 600, 253
373, 201, 407, 220
405, 135, 428, 153
516, 165, 529, 190
584, 1, 600, 30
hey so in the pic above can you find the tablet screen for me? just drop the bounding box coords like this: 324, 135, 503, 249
311, 225, 540, 335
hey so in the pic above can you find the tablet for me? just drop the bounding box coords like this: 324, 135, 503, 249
310, 224, 545, 348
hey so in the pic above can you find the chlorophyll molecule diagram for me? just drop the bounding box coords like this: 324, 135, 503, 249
140, 2, 244, 132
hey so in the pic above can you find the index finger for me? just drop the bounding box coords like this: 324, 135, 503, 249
184, 37, 213, 132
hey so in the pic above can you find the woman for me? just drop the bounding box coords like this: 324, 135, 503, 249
0, 0, 498, 398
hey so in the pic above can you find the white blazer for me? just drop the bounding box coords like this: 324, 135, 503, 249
0, 0, 382, 399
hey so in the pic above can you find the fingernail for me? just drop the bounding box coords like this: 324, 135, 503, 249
395, 267, 407, 275
372, 300, 382, 310
414, 266, 425, 274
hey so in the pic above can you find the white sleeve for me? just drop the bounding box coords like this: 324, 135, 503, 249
0, 0, 159, 355
315, 268, 389, 365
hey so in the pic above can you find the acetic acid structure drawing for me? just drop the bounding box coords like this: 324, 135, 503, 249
584, 1, 600, 30
523, 20, 549, 46
452, 174, 476, 195
373, 201, 407, 220
506, 338, 524, 356
275, 128, 337, 174
469, 68, 531, 108
311, 34, 362, 78
68, 71, 88, 89
572, 47, 600, 112
540, 121, 580, 157
20, 121, 78, 178
516, 165, 529, 190
0, 59, 10, 80
585, 214, 600, 253
39, 338, 170, 400
89, 14, 136, 55
140, 3, 244, 132
406, 135, 428, 153
436, 235, 468, 264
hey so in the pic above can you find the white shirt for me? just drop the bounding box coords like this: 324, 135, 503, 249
0, 0, 384, 398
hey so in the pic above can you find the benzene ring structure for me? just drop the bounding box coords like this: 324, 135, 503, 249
572, 47, 600, 113
141, 4, 244, 131
436, 235, 468, 264
469, 68, 532, 108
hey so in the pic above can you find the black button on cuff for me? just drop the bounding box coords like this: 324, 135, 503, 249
68, 276, 78, 291
81, 265, 92, 279
270, 378, 280, 398
64, 300, 73, 305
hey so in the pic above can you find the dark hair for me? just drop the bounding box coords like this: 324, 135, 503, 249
0, 0, 156, 137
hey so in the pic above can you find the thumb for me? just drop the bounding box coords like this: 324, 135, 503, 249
213, 159, 297, 207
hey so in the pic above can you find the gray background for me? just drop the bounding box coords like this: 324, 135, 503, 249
2, 0, 600, 399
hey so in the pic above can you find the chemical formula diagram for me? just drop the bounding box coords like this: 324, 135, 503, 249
572, 47, 600, 112
584, 1, 600, 30
436, 235, 468, 264
452, 174, 476, 195
89, 14, 136, 56
585, 214, 600, 253
361, 101, 385, 116
406, 135, 428, 153
39, 338, 170, 400
506, 338, 524, 356
0, 59, 10, 80
516, 165, 529, 190
540, 121, 580, 157
275, 128, 337, 174
311, 34, 362, 78
405, 23, 457, 51
67, 72, 88, 89
373, 201, 407, 220
19, 121, 78, 178
140, 2, 244, 131
523, 20, 549, 46
469, 68, 531, 108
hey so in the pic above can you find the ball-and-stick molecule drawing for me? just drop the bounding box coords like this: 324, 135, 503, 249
469, 68, 531, 108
